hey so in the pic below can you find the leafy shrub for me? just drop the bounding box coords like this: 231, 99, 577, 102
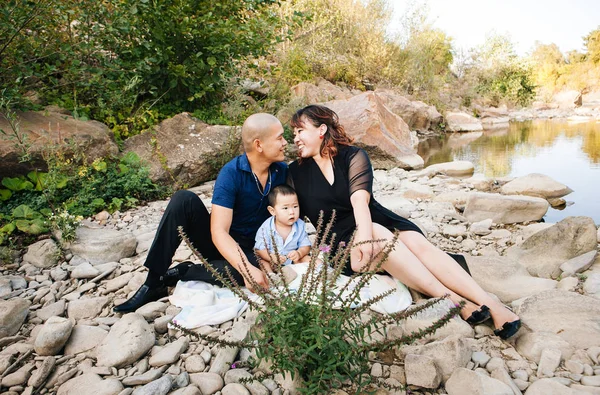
171, 212, 461, 394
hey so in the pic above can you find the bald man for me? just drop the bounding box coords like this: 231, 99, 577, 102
114, 113, 288, 313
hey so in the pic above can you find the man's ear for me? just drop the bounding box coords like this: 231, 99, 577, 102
267, 206, 275, 215
254, 138, 263, 153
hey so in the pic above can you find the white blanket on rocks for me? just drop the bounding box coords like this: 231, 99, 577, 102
169, 262, 412, 329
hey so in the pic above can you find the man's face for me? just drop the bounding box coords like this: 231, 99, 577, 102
259, 123, 287, 162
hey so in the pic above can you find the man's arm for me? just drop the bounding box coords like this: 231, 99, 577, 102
210, 204, 268, 291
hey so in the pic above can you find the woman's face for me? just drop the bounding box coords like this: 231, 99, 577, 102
293, 116, 325, 158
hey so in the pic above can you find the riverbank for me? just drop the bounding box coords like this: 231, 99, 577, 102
1, 161, 599, 394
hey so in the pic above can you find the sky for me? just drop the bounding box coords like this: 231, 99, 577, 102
389, 0, 600, 55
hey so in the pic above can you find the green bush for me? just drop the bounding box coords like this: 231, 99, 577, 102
172, 212, 461, 394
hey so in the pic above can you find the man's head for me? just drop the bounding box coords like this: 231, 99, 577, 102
242, 113, 287, 162
267, 185, 300, 226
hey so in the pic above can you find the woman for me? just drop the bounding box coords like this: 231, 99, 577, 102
287, 105, 520, 339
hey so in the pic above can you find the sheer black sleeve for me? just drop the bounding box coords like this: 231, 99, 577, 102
286, 166, 295, 190
348, 148, 373, 196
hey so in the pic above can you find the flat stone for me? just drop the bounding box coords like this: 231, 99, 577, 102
36, 299, 67, 321
28, 356, 55, 387
421, 160, 475, 177
524, 378, 587, 395
472, 351, 491, 367
405, 354, 441, 389
189, 372, 224, 395
2, 363, 34, 387
169, 386, 202, 395
490, 367, 522, 395
560, 250, 598, 277
64, 325, 108, 355
135, 302, 168, 321
445, 368, 512, 395
0, 298, 31, 339
70, 262, 100, 279
67, 297, 110, 320
184, 355, 206, 373
470, 219, 493, 236
516, 332, 574, 363
131, 375, 172, 395
69, 226, 137, 265
500, 173, 572, 199
122, 368, 164, 386
222, 383, 250, 395
581, 376, 600, 386
149, 337, 189, 367
56, 373, 123, 395
537, 349, 562, 378
464, 193, 548, 224
34, 316, 74, 356
96, 313, 155, 368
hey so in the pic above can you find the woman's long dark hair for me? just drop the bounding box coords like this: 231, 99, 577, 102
290, 105, 354, 160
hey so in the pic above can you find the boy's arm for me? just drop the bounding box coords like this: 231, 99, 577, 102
296, 245, 311, 259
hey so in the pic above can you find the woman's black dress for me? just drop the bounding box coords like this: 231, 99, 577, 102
288, 145, 469, 274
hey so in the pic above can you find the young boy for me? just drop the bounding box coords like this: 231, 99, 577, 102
254, 185, 311, 270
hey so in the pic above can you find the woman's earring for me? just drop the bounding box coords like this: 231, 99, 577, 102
319, 135, 324, 139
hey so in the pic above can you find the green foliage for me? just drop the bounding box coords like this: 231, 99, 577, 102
48, 209, 82, 243
172, 212, 461, 394
584, 27, 600, 64
204, 127, 243, 180
1, 0, 290, 138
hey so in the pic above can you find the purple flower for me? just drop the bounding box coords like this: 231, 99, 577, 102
338, 241, 346, 248
231, 362, 238, 369
319, 245, 331, 253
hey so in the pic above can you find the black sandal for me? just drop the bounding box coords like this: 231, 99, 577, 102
494, 320, 521, 340
465, 305, 491, 325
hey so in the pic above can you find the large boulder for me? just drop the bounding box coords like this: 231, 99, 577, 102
375, 89, 444, 131
0, 110, 118, 178
419, 161, 475, 178
463, 193, 549, 224
467, 256, 557, 303
322, 92, 424, 169
22, 239, 60, 268
506, 216, 597, 278
552, 90, 583, 109
500, 173, 573, 199
515, 290, 600, 350
69, 225, 136, 265
291, 78, 355, 104
124, 113, 238, 187
444, 112, 483, 132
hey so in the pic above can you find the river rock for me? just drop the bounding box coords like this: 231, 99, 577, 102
222, 383, 251, 395
96, 313, 155, 368
170, 387, 202, 395
489, 367, 522, 395
506, 217, 597, 278
136, 301, 168, 321
583, 273, 600, 298
401, 298, 473, 341
515, 332, 574, 363
56, 372, 123, 395
122, 368, 163, 386
69, 226, 136, 265
445, 112, 483, 132
67, 297, 110, 320
445, 368, 513, 395
375, 89, 444, 132
500, 173, 573, 199
34, 316, 74, 356
124, 113, 237, 186
1, 362, 34, 387
552, 90, 583, 109
420, 161, 475, 178
70, 262, 100, 279
0, 110, 118, 178
149, 337, 189, 367
401, 180, 434, 199
291, 78, 353, 104
463, 193, 549, 224
399, 335, 471, 382
132, 375, 173, 395
0, 298, 30, 339
22, 239, 60, 268
28, 356, 55, 388
63, 325, 108, 355
515, 290, 600, 349
405, 354, 442, 389
184, 355, 206, 373
524, 378, 586, 395
323, 92, 423, 169
434, 191, 470, 209
189, 372, 224, 394
560, 250, 598, 277
467, 256, 556, 303
36, 299, 66, 321
537, 348, 562, 377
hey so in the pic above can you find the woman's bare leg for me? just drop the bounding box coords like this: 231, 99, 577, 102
397, 230, 519, 329
351, 224, 486, 320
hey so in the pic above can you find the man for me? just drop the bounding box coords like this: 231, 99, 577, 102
114, 113, 288, 313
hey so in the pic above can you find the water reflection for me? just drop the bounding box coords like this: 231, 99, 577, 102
418, 120, 600, 223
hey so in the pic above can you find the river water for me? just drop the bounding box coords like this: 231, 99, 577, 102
418, 119, 600, 224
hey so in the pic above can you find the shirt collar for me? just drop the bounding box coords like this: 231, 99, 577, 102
239, 153, 252, 173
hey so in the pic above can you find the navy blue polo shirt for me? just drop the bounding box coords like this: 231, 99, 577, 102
212, 154, 287, 248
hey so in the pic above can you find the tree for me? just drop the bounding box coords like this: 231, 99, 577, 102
584, 27, 600, 64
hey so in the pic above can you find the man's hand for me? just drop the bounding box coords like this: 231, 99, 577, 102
242, 264, 269, 292
287, 250, 301, 263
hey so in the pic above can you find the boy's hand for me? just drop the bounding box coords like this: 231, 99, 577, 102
287, 250, 301, 263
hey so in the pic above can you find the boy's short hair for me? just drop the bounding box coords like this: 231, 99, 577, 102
268, 184, 297, 207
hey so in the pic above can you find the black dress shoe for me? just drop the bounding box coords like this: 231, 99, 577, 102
164, 261, 195, 287
113, 284, 168, 313
494, 319, 522, 340
466, 305, 491, 325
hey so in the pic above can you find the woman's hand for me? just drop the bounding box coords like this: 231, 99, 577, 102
352, 238, 383, 271
242, 265, 269, 292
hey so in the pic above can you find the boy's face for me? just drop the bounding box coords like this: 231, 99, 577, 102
268, 194, 300, 226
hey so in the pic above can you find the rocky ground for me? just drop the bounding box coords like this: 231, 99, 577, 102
1, 162, 600, 395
